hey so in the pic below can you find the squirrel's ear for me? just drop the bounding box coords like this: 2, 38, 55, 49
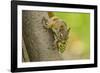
42, 17, 48, 25
48, 12, 54, 18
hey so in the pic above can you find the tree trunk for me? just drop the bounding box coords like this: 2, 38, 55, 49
22, 10, 62, 61
22, 37, 30, 62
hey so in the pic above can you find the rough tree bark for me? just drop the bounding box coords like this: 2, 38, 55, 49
22, 10, 62, 61
22, 37, 30, 62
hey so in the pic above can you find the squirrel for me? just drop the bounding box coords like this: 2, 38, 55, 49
42, 12, 70, 53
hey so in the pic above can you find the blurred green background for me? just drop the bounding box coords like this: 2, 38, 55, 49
54, 12, 90, 59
